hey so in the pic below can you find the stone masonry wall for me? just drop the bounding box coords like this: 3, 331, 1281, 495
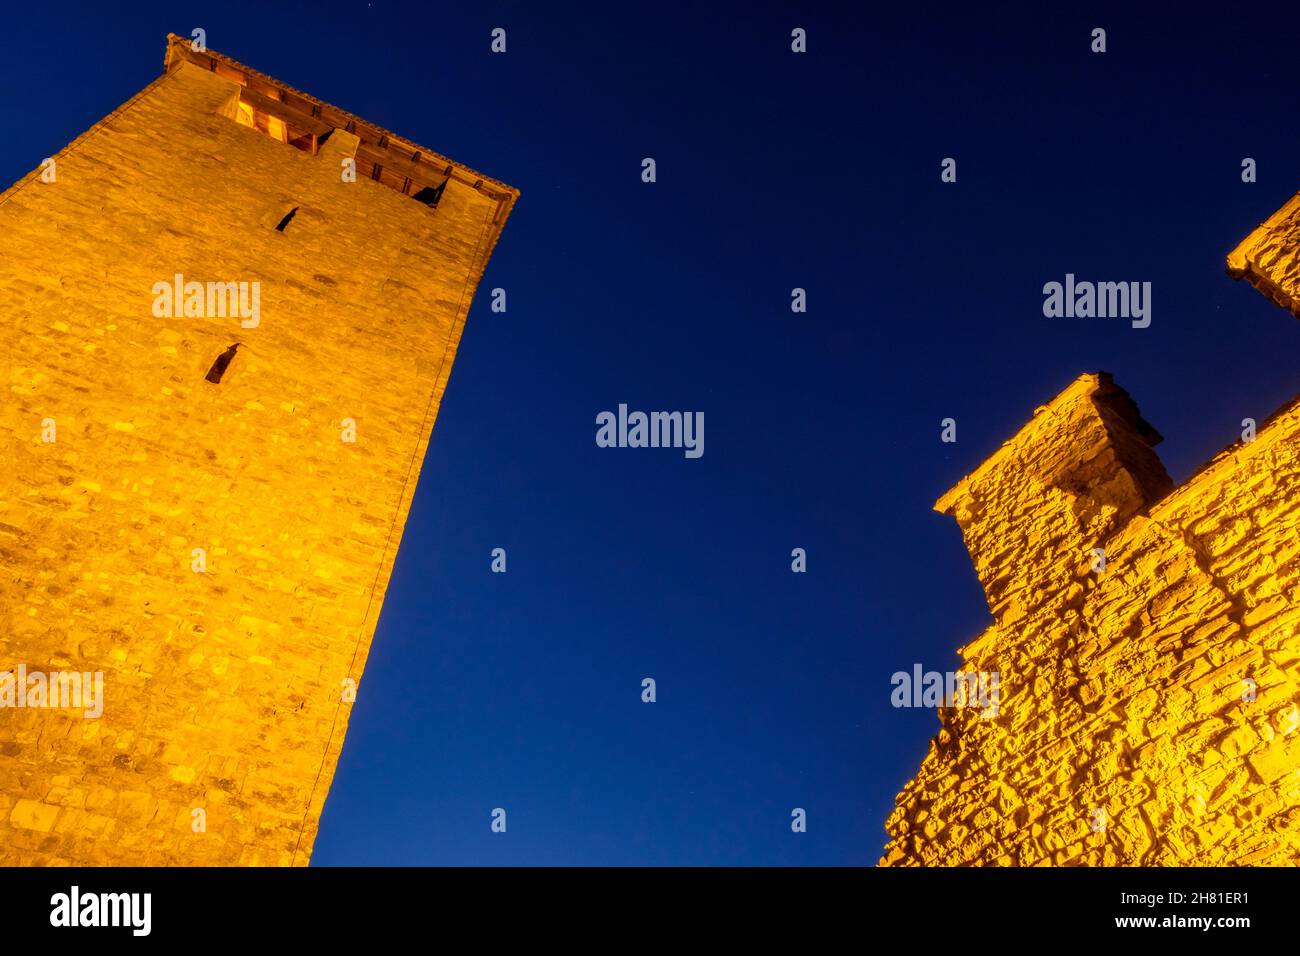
882, 371, 1300, 865
0, 49, 512, 864
1228, 191, 1300, 318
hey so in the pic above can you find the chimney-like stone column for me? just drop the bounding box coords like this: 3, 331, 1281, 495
935, 373, 1172, 626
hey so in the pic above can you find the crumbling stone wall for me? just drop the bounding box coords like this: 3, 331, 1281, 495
883, 372, 1300, 866
884, 193, 1300, 867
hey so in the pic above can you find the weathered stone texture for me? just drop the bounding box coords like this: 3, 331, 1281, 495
1228, 191, 1300, 316
884, 370, 1300, 866
0, 40, 515, 864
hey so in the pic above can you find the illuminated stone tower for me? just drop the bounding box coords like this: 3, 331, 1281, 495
0, 35, 517, 864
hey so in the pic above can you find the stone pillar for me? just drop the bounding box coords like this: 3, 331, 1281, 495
935, 373, 1172, 627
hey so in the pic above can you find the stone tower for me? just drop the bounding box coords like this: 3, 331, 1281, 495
882, 192, 1300, 866
0, 35, 517, 864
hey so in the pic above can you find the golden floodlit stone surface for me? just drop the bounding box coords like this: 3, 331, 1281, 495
0, 37, 516, 864
1228, 191, 1300, 317
884, 199, 1300, 864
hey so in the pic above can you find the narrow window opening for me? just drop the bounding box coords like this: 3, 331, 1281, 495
412, 178, 449, 208
275, 207, 299, 232
205, 343, 240, 384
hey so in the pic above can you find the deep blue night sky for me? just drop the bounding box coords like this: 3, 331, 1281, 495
6, 2, 1300, 865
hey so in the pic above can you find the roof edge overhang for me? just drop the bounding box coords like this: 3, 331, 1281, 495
163, 33, 519, 249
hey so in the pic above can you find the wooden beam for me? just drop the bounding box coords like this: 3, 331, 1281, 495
354, 143, 439, 186
238, 87, 333, 139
